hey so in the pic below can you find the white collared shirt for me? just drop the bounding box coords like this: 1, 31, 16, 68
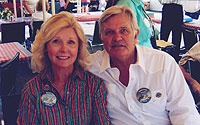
88, 45, 200, 125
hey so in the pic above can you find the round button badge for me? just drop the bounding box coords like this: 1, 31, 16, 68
41, 92, 57, 107
136, 88, 152, 103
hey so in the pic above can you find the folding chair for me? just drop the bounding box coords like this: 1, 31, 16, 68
182, 26, 198, 51
87, 21, 104, 53
1, 22, 26, 45
31, 21, 43, 42
0, 52, 21, 125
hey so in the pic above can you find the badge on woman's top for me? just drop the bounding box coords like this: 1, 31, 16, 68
41, 92, 57, 106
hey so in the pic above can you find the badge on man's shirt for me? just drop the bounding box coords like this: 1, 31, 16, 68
136, 88, 152, 103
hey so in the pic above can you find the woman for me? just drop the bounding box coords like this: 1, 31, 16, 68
23, 0, 37, 15
17, 12, 111, 124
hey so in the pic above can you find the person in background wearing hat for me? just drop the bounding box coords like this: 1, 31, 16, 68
17, 12, 110, 124
88, 5, 200, 124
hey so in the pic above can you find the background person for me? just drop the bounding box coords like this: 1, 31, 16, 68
179, 42, 200, 112
98, 0, 107, 12
17, 12, 111, 124
31, 0, 52, 22
158, 0, 183, 62
81, 0, 90, 13
59, 0, 70, 12
23, 0, 38, 16
88, 5, 200, 124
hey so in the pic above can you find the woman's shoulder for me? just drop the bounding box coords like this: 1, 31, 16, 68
22, 74, 42, 94
77, 67, 104, 85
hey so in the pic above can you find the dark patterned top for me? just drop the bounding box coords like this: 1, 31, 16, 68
17, 65, 110, 125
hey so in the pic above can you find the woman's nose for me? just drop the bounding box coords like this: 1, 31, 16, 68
59, 43, 69, 52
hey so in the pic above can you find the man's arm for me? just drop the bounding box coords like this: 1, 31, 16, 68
165, 58, 200, 124
179, 64, 200, 95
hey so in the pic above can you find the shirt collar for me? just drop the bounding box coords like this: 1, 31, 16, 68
40, 64, 85, 84
99, 50, 111, 73
134, 45, 147, 74
99, 45, 147, 74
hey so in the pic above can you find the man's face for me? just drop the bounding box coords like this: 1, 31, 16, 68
101, 13, 138, 61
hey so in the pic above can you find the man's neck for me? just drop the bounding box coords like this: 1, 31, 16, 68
110, 52, 137, 86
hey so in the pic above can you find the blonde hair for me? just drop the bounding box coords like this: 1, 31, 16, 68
99, 5, 139, 37
31, 11, 90, 73
36, 0, 50, 11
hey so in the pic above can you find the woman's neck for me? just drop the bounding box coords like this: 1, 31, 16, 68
51, 66, 74, 99
52, 66, 73, 85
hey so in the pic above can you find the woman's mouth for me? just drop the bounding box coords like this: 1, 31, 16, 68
56, 56, 70, 59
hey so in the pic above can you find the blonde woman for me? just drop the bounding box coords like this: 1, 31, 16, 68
17, 12, 110, 125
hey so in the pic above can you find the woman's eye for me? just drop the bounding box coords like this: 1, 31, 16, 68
52, 39, 59, 43
68, 40, 75, 45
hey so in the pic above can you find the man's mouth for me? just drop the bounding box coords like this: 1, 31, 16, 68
112, 45, 125, 48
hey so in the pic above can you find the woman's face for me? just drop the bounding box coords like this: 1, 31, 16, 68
46, 27, 79, 70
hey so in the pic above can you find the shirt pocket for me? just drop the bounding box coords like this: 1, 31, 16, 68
141, 89, 167, 114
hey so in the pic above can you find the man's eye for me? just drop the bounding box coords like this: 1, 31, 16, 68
121, 29, 128, 33
105, 30, 113, 35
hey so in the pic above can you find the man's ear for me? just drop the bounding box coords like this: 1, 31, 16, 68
135, 29, 139, 39
99, 33, 103, 43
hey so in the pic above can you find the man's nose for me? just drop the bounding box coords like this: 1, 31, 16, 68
113, 32, 122, 42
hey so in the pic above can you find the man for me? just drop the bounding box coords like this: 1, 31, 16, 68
158, 0, 183, 62
179, 42, 200, 112
88, 5, 200, 124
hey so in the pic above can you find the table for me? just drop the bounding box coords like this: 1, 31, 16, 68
0, 17, 32, 32
73, 12, 102, 22
0, 42, 31, 64
150, 11, 200, 30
